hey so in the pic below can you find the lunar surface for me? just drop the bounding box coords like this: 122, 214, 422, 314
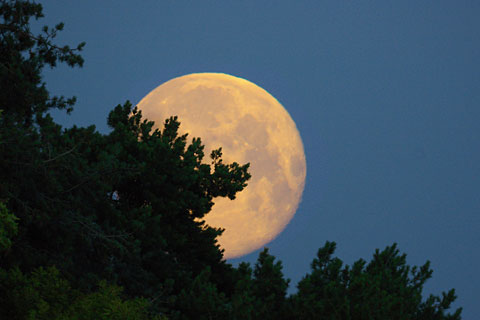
137, 73, 306, 259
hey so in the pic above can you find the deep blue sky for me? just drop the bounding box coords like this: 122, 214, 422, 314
39, 1, 479, 317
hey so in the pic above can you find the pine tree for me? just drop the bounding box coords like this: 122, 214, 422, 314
291, 242, 462, 320
252, 248, 290, 320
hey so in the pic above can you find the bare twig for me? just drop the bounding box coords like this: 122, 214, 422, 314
43, 145, 77, 163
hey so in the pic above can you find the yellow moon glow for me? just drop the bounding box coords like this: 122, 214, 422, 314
137, 73, 306, 259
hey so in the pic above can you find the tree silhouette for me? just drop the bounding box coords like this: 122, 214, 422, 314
290, 241, 462, 319
0, 1, 462, 319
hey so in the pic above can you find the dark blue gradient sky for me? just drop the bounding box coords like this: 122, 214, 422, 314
39, 2, 479, 317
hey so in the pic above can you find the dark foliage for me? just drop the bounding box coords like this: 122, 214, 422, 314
0, 1, 462, 319
289, 241, 462, 319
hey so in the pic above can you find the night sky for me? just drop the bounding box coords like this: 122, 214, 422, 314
39, 2, 479, 318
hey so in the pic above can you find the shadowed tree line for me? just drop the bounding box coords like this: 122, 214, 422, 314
0, 1, 462, 319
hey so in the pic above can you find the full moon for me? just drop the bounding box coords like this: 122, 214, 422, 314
137, 73, 306, 259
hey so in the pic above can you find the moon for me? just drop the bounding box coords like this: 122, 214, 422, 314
137, 73, 306, 259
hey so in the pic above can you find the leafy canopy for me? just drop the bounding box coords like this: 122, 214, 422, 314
0, 1, 462, 319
